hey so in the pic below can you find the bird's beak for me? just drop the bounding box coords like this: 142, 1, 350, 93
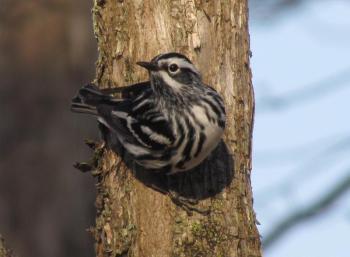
136, 61, 158, 71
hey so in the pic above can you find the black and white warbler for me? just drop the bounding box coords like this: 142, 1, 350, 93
71, 53, 226, 174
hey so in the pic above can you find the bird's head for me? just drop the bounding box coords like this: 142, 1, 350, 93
137, 53, 202, 93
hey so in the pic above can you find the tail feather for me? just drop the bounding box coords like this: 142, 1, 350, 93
71, 102, 98, 115
78, 84, 111, 105
71, 84, 103, 115
71, 84, 125, 116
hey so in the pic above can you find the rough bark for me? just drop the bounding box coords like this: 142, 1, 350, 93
0, 235, 14, 257
88, 0, 261, 256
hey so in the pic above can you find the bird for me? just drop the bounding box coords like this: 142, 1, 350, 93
71, 52, 226, 175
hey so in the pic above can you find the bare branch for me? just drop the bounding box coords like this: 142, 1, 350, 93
262, 172, 350, 249
256, 135, 350, 207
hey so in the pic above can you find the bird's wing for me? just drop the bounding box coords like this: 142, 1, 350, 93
99, 89, 175, 151
99, 81, 151, 99
71, 82, 175, 152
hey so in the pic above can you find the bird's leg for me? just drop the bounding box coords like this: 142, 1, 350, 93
167, 175, 210, 216
184, 173, 201, 205
145, 183, 168, 195
168, 189, 210, 216
141, 174, 209, 215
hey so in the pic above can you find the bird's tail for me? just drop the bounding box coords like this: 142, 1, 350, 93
71, 84, 112, 115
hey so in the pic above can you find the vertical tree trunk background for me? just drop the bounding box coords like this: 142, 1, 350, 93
89, 0, 261, 256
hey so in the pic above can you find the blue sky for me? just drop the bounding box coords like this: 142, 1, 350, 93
250, 1, 350, 256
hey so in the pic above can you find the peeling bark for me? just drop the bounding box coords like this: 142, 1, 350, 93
88, 0, 261, 256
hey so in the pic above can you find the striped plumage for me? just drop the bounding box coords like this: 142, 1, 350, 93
71, 53, 225, 174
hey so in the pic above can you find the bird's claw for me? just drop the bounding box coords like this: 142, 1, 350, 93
168, 190, 210, 216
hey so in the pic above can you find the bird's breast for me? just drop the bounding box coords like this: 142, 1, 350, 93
168, 104, 225, 173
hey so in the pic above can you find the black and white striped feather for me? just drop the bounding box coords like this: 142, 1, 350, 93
71, 53, 226, 174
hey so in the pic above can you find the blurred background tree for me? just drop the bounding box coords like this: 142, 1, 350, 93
0, 0, 349, 257
0, 1, 97, 257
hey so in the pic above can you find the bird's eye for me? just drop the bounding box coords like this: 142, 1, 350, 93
168, 64, 179, 73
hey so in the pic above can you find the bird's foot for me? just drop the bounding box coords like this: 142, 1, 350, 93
143, 182, 210, 216
168, 190, 210, 216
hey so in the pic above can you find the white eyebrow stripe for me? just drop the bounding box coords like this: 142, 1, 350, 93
159, 58, 201, 76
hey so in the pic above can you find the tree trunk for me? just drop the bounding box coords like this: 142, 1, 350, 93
0, 235, 13, 257
89, 0, 261, 256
